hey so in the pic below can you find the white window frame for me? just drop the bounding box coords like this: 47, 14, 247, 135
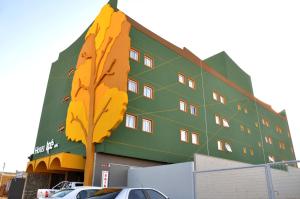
178, 74, 185, 84
268, 155, 275, 162
191, 132, 199, 145
180, 130, 188, 142
130, 49, 139, 61
225, 142, 232, 152
190, 105, 197, 116
144, 55, 153, 68
125, 114, 137, 129
213, 91, 218, 101
215, 115, 221, 125
220, 95, 225, 104
188, 78, 195, 89
217, 140, 224, 151
142, 118, 152, 133
143, 85, 153, 99
128, 79, 138, 93
179, 100, 187, 112
222, 118, 230, 128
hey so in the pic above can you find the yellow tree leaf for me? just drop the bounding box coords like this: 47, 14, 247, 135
66, 101, 88, 145
93, 88, 128, 143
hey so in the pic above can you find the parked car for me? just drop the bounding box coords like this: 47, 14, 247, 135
49, 186, 102, 199
37, 181, 83, 198
88, 188, 169, 199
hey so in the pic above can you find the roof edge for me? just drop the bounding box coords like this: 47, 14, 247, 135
126, 15, 286, 120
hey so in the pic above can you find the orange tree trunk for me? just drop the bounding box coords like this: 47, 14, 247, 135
84, 34, 97, 186
84, 139, 95, 186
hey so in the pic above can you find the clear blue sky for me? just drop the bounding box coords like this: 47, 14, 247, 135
1, 0, 299, 172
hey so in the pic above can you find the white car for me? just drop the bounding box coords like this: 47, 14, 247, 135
88, 188, 169, 199
37, 181, 84, 198
49, 186, 102, 199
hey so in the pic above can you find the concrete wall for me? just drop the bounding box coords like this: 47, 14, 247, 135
194, 154, 300, 199
128, 162, 194, 199
93, 153, 162, 187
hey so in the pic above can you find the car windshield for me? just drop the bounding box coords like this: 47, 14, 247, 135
50, 189, 74, 198
89, 188, 122, 199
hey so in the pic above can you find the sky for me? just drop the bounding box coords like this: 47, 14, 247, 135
0, 0, 299, 172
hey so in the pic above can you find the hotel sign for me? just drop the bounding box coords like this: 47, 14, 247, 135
34, 139, 59, 155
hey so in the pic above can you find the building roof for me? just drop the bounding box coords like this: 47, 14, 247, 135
126, 16, 286, 120
204, 51, 254, 94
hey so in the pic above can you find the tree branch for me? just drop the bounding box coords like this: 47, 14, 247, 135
95, 59, 116, 88
95, 37, 113, 83
70, 112, 88, 139
75, 79, 89, 97
94, 98, 112, 126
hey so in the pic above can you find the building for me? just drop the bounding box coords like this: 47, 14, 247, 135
0, 172, 16, 197
24, 0, 296, 196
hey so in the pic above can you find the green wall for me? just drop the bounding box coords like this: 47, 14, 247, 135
33, 22, 295, 165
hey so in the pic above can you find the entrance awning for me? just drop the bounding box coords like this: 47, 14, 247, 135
26, 153, 85, 173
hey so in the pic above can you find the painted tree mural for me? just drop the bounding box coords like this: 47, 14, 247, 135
66, 3, 131, 185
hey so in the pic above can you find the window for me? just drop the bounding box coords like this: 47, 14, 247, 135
125, 114, 137, 129
144, 55, 153, 68
179, 100, 187, 112
265, 136, 272, 144
129, 190, 147, 199
215, 115, 221, 125
128, 79, 138, 93
191, 133, 199, 145
268, 137, 273, 144
180, 130, 188, 142
268, 155, 275, 163
250, 148, 254, 156
225, 142, 232, 152
215, 114, 229, 127
142, 119, 152, 133
276, 125, 283, 134
213, 91, 219, 101
76, 189, 100, 199
130, 49, 139, 61
217, 140, 224, 151
237, 103, 241, 111
247, 128, 251, 134
146, 190, 167, 199
178, 74, 185, 84
240, 124, 245, 131
213, 91, 226, 104
262, 118, 270, 127
188, 78, 195, 89
220, 96, 226, 104
242, 147, 247, 155
143, 85, 153, 99
190, 105, 197, 116
222, 118, 230, 128
258, 142, 262, 148
279, 141, 286, 150
218, 140, 232, 152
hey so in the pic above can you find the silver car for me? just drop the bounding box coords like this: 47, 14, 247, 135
88, 188, 169, 199
49, 186, 101, 199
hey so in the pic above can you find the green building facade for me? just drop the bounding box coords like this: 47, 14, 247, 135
31, 11, 296, 168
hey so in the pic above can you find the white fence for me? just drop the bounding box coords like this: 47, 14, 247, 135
194, 154, 300, 199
